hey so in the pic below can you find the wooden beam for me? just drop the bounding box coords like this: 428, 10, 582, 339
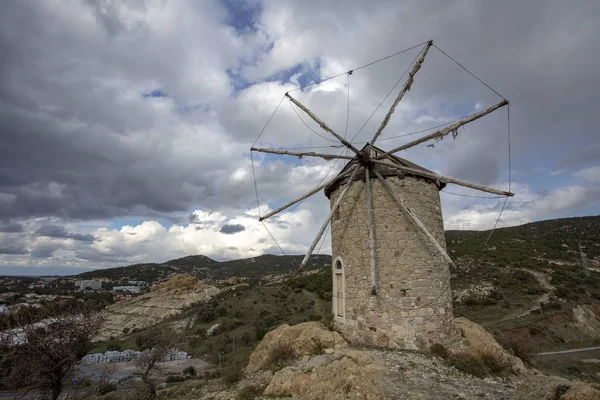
286, 93, 361, 154
371, 159, 514, 197
370, 40, 433, 146
374, 100, 509, 159
365, 167, 377, 295
372, 169, 456, 268
251, 147, 355, 161
259, 167, 355, 221
298, 165, 361, 272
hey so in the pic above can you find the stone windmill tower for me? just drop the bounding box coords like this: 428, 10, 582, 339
251, 40, 513, 350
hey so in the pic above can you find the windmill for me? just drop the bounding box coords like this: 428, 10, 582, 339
251, 40, 513, 349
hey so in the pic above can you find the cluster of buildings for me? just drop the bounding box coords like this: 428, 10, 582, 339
81, 349, 190, 365
74, 279, 148, 294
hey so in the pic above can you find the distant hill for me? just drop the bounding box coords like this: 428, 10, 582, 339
74, 254, 332, 282
447, 215, 600, 267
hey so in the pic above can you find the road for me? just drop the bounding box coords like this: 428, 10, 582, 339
536, 346, 600, 356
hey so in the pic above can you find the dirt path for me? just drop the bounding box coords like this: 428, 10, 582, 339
537, 346, 600, 356
483, 268, 555, 327
514, 268, 555, 318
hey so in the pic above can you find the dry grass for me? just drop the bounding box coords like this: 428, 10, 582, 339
266, 340, 297, 371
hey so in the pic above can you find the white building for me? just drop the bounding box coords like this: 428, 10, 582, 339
75, 280, 102, 291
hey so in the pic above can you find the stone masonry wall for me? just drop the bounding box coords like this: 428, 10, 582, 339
330, 174, 457, 350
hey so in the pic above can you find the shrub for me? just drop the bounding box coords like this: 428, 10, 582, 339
553, 384, 570, 400
429, 343, 449, 359
222, 363, 244, 385
478, 350, 512, 376
255, 327, 268, 341
183, 366, 196, 376
165, 375, 185, 383
106, 341, 121, 352
308, 314, 322, 321
447, 352, 488, 378
266, 341, 296, 371
501, 338, 535, 366
236, 386, 264, 400
97, 382, 117, 395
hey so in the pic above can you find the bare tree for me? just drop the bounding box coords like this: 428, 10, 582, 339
1, 304, 105, 400
134, 323, 181, 399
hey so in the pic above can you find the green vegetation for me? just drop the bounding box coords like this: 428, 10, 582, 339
75, 254, 331, 284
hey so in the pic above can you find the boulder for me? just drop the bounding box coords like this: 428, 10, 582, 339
264, 350, 387, 400
453, 317, 526, 374
246, 322, 347, 373
515, 374, 600, 400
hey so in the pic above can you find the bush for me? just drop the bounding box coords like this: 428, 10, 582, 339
500, 337, 535, 366
553, 384, 570, 400
478, 350, 512, 376
255, 327, 268, 341
222, 363, 244, 385
429, 343, 449, 359
183, 366, 196, 376
106, 341, 121, 352
266, 341, 296, 371
165, 375, 185, 383
97, 382, 117, 395
236, 386, 264, 400
447, 352, 487, 378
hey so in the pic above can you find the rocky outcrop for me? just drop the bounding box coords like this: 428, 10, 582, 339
244, 321, 519, 399
98, 275, 221, 339
453, 317, 526, 374
246, 321, 347, 373
264, 350, 386, 400
515, 374, 600, 400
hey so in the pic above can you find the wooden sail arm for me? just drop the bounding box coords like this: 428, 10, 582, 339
365, 167, 377, 294
372, 169, 456, 268
371, 159, 514, 197
251, 147, 355, 161
374, 99, 509, 159
286, 93, 361, 155
298, 164, 361, 272
370, 40, 433, 146
259, 167, 355, 222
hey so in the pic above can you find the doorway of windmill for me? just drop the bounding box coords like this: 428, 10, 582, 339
334, 259, 344, 317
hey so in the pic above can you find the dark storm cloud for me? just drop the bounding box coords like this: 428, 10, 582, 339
0, 222, 23, 233
0, 1, 237, 223
30, 245, 58, 259
36, 224, 96, 242
219, 224, 246, 234
0, 245, 28, 255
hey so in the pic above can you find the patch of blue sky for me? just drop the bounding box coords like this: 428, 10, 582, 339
142, 89, 168, 98
220, 0, 261, 33
266, 60, 322, 89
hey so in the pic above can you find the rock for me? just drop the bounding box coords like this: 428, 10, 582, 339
264, 350, 386, 400
515, 374, 600, 400
246, 322, 347, 373
561, 384, 600, 400
98, 274, 222, 340
453, 317, 526, 374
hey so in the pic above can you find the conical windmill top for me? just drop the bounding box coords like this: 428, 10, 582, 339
251, 40, 513, 349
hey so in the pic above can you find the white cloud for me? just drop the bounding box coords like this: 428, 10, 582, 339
573, 166, 600, 182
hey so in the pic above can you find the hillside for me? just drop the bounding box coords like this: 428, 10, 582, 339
89, 215, 600, 389
75, 254, 331, 283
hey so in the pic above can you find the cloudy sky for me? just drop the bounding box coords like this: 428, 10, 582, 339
1, 0, 599, 274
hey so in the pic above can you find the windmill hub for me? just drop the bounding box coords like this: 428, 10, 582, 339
356, 149, 373, 167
